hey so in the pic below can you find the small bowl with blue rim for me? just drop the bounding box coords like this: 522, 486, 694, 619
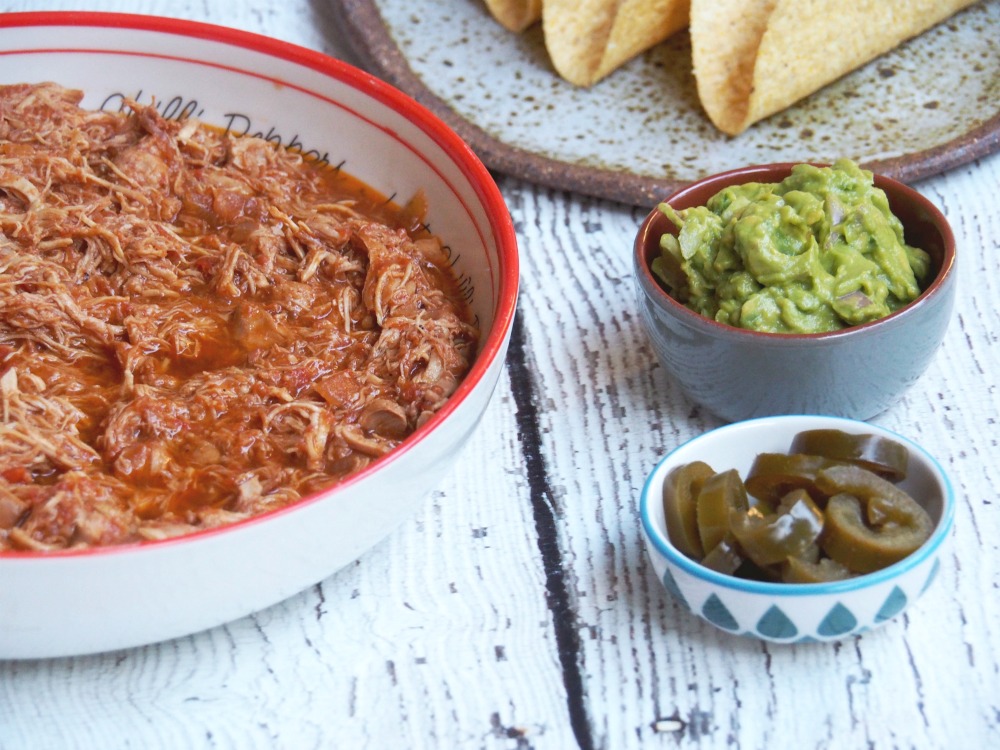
639, 414, 954, 643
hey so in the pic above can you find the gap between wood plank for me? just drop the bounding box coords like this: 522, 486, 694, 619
507, 311, 595, 750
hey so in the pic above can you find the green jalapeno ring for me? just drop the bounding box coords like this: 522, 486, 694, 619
816, 464, 933, 573
744, 452, 845, 509
696, 468, 749, 553
729, 491, 825, 569
782, 556, 854, 584
701, 535, 744, 575
789, 429, 909, 482
662, 461, 715, 560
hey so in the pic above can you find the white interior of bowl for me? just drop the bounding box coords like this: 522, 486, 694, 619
0, 14, 517, 658
640, 414, 955, 596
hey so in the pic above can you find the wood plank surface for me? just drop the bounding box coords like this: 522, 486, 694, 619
1, 1, 999, 749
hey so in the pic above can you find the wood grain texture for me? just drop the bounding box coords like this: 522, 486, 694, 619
505, 155, 1000, 748
1, 1, 999, 749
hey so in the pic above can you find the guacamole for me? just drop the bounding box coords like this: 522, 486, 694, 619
652, 159, 931, 333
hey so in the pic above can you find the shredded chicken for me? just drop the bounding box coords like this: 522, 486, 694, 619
0, 82, 478, 551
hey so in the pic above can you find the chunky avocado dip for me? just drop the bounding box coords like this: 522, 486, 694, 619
652, 159, 931, 333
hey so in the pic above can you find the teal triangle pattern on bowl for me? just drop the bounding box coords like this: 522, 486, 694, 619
817, 602, 858, 637
661, 569, 691, 611
921, 558, 941, 594
875, 586, 909, 623
701, 593, 740, 632
756, 605, 798, 640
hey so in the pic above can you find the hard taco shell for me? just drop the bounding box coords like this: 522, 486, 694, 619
543, 0, 690, 86
484, 0, 542, 32
692, 0, 982, 136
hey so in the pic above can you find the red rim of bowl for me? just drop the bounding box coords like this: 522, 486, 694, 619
634, 162, 956, 343
0, 11, 520, 559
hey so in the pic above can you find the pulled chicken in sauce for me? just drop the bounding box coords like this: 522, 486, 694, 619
0, 83, 479, 551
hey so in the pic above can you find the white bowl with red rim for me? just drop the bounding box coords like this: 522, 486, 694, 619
0, 11, 519, 659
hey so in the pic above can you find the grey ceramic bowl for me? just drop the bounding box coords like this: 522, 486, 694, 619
640, 415, 954, 643
633, 163, 957, 422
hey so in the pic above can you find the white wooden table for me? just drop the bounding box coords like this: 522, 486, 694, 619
2, 2, 998, 748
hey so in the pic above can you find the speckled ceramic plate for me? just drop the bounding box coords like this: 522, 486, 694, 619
333, 0, 1000, 206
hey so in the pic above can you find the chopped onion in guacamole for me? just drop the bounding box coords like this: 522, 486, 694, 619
652, 159, 931, 333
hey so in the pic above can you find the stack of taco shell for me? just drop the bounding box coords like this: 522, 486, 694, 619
484, 0, 981, 135
542, 0, 690, 87
484, 0, 542, 32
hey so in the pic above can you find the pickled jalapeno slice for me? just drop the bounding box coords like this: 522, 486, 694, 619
657, 430, 930, 584
744, 452, 843, 508
701, 536, 744, 575
662, 461, 715, 559
696, 468, 749, 553
782, 556, 853, 584
816, 465, 933, 573
729, 490, 824, 568
789, 429, 909, 482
